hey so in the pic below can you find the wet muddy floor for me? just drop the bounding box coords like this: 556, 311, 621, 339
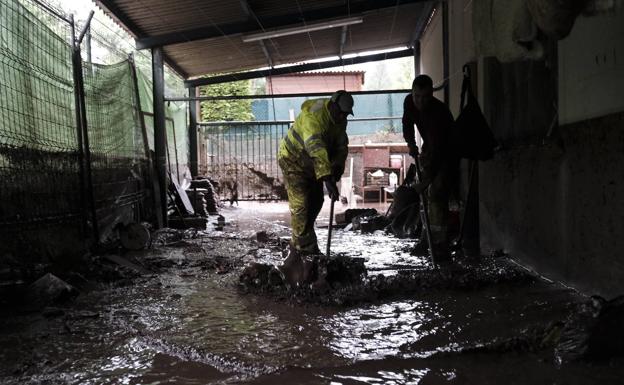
1, 202, 623, 384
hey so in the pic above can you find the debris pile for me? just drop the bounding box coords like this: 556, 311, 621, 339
189, 177, 220, 215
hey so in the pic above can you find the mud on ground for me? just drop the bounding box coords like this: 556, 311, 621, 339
1, 211, 623, 384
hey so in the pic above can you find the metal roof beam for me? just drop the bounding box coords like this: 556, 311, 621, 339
410, 1, 436, 45
135, 0, 429, 50
184, 48, 413, 87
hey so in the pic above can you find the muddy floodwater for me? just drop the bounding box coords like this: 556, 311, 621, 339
1, 202, 623, 384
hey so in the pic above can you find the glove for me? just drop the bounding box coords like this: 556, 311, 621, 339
409, 145, 419, 159
322, 176, 339, 202
331, 164, 344, 180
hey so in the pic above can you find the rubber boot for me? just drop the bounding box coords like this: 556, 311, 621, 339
279, 246, 304, 288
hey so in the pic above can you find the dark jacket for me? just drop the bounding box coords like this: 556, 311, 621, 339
401, 95, 454, 180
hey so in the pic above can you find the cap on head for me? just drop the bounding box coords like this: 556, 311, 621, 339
330, 90, 354, 116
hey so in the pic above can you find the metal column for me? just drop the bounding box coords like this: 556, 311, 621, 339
152, 47, 168, 227
189, 87, 199, 177
413, 40, 421, 75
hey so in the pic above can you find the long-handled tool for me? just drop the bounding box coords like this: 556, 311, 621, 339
414, 154, 436, 266
326, 198, 335, 257
451, 160, 477, 254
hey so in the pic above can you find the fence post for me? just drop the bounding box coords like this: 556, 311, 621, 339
70, 15, 88, 242
71, 15, 99, 244
152, 47, 168, 227
128, 54, 162, 228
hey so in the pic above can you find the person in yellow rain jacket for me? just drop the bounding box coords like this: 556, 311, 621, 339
278, 90, 354, 258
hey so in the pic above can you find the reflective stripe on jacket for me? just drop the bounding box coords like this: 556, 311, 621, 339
278, 99, 349, 180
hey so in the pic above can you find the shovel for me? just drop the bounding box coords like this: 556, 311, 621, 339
326, 198, 335, 257
414, 154, 437, 267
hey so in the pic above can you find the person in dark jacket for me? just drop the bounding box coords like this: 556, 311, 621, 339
402, 74, 456, 258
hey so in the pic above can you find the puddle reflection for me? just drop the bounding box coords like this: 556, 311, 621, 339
322, 301, 438, 361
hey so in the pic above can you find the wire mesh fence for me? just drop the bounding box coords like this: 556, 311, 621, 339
0, 0, 86, 259
0, 0, 159, 259
82, 59, 152, 241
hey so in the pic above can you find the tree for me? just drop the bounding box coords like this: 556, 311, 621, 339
199, 81, 254, 122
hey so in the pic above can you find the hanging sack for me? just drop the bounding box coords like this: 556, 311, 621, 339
454, 65, 497, 161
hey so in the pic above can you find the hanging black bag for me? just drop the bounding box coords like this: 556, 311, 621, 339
454, 65, 497, 161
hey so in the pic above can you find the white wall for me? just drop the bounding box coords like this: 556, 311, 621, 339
448, 0, 476, 117
420, 7, 445, 102
559, 3, 624, 124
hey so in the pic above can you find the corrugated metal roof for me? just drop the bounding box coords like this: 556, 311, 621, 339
95, 0, 432, 79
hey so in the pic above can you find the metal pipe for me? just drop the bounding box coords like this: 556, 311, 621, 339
413, 40, 421, 75
188, 87, 199, 177
198, 116, 403, 126
442, 1, 450, 104
76, 11, 95, 46
70, 14, 99, 243
167, 88, 411, 102
85, 26, 92, 65
70, 15, 88, 241
152, 47, 168, 227
74, 52, 99, 242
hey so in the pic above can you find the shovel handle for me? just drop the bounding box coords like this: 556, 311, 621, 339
326, 199, 335, 257
414, 155, 436, 267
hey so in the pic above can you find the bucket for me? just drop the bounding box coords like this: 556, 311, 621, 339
389, 172, 398, 187
390, 154, 402, 168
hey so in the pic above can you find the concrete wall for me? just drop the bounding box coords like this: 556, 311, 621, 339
559, 4, 624, 124
419, 0, 476, 112
479, 112, 624, 297
476, 4, 624, 297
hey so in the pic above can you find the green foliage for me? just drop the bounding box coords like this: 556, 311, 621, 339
199, 80, 254, 122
